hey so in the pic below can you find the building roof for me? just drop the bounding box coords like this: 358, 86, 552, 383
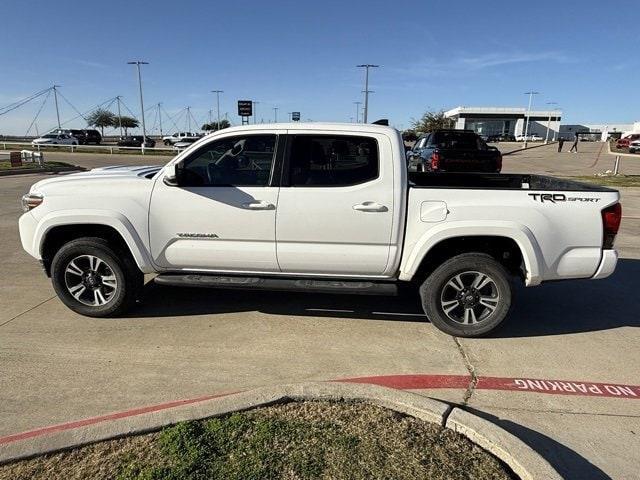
445, 106, 562, 117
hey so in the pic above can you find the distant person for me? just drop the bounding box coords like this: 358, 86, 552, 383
569, 133, 579, 153
557, 137, 565, 152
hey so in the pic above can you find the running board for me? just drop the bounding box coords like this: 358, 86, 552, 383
154, 274, 398, 296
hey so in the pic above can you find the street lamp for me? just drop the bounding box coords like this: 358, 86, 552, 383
353, 101, 362, 123
211, 90, 223, 130
522, 91, 539, 149
127, 61, 149, 147
356, 64, 379, 123
545, 102, 558, 144
273, 106, 278, 123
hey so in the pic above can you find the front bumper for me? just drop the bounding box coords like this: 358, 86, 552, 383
592, 249, 618, 280
18, 211, 39, 259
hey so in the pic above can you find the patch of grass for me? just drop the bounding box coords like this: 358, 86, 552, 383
0, 401, 513, 480
568, 175, 640, 188
0, 160, 75, 171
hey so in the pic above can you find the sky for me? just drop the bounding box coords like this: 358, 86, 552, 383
0, 0, 638, 135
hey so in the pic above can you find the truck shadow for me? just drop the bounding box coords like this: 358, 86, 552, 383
129, 259, 639, 338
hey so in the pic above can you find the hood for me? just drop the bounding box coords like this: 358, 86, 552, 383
29, 164, 162, 193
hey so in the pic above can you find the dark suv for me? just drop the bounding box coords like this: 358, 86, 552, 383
407, 129, 502, 173
117, 136, 156, 148
84, 129, 102, 145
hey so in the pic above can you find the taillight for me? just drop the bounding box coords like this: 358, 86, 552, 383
430, 151, 440, 170
496, 154, 502, 172
601, 203, 622, 249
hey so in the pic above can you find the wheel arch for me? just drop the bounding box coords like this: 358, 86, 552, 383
400, 225, 542, 286
36, 212, 154, 276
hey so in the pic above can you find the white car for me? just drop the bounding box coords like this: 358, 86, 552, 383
515, 134, 542, 142
18, 123, 621, 337
629, 140, 640, 154
31, 133, 79, 146
162, 132, 199, 145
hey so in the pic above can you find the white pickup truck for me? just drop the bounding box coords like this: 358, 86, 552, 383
19, 123, 622, 337
162, 132, 200, 146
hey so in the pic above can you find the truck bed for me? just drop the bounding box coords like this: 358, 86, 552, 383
408, 172, 615, 192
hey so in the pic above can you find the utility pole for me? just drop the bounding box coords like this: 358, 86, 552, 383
522, 91, 539, 149
52, 85, 61, 130
157, 103, 163, 136
353, 101, 362, 123
545, 101, 558, 144
116, 96, 123, 137
356, 64, 379, 123
186, 106, 191, 132
211, 90, 223, 129
252, 101, 260, 124
273, 106, 278, 123
127, 61, 149, 146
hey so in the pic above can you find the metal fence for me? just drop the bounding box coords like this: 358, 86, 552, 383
0, 141, 175, 155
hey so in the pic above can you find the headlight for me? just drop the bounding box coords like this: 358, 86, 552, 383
21, 193, 43, 212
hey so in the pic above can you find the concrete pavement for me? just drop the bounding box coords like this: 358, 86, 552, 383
1, 145, 639, 479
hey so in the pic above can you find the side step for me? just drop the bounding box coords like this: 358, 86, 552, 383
154, 274, 398, 296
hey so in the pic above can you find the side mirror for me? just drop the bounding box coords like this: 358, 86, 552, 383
163, 163, 181, 186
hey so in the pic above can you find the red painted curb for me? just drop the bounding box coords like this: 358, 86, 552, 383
1, 374, 638, 447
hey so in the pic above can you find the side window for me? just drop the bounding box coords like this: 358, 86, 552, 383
288, 135, 379, 187
180, 134, 277, 187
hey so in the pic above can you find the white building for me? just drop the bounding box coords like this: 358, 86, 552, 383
444, 106, 562, 140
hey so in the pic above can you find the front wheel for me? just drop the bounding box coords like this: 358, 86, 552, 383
420, 253, 512, 337
51, 237, 143, 317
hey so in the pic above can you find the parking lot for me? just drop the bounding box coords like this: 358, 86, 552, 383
1, 142, 639, 478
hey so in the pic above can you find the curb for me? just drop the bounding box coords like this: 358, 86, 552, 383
0, 382, 561, 479
0, 166, 83, 177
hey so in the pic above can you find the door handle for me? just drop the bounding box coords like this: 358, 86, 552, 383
352, 202, 388, 212
241, 200, 274, 210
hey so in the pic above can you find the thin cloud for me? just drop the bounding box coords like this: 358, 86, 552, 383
74, 60, 109, 69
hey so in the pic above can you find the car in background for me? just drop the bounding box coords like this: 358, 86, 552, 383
407, 129, 502, 173
117, 136, 156, 148
32, 133, 79, 146
172, 137, 200, 151
629, 140, 640, 154
616, 134, 640, 150
84, 129, 102, 145
487, 133, 516, 142
515, 134, 542, 142
162, 132, 198, 145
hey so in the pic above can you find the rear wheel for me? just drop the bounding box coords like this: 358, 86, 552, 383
51, 237, 143, 317
420, 253, 512, 337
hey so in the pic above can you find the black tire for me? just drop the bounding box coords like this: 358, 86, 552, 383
50, 237, 143, 317
420, 253, 512, 337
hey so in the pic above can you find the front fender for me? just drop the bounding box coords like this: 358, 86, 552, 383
32, 210, 155, 273
398, 221, 543, 286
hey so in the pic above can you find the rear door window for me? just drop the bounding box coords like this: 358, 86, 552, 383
286, 135, 379, 187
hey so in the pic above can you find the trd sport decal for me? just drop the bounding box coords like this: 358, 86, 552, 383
528, 193, 600, 203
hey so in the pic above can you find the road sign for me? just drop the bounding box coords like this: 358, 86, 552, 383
237, 100, 253, 117
291, 112, 300, 121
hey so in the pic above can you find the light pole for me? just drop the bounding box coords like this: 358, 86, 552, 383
356, 64, 378, 123
157, 103, 163, 136
353, 101, 362, 123
127, 61, 149, 146
545, 102, 558, 144
522, 91, 539, 149
116, 95, 123, 137
52, 85, 61, 130
252, 101, 260, 124
273, 106, 278, 123
211, 90, 223, 129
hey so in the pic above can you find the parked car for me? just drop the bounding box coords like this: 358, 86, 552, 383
515, 134, 542, 142
117, 136, 156, 148
629, 140, 640, 154
84, 129, 102, 145
487, 133, 516, 142
407, 129, 502, 173
162, 132, 198, 145
172, 137, 200, 151
18, 123, 621, 337
616, 134, 640, 149
31, 133, 78, 146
